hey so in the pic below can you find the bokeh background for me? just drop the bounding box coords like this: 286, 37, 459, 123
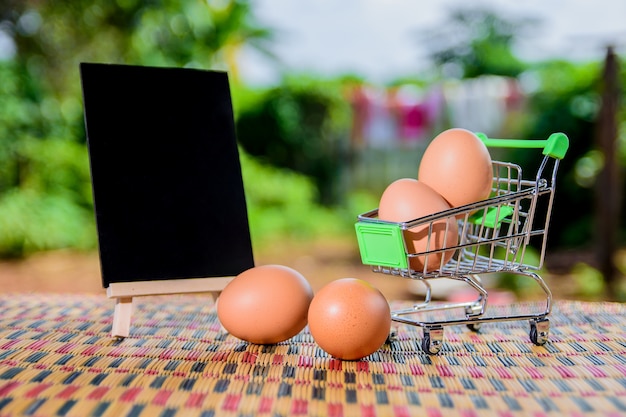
0, 0, 624, 302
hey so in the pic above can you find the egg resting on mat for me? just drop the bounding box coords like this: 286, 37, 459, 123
217, 264, 313, 344
307, 278, 391, 360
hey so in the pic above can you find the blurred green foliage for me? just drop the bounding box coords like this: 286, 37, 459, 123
0, 55, 368, 256
240, 151, 377, 249
235, 76, 351, 205
571, 262, 606, 299
2, 0, 275, 95
0, 58, 95, 256
0, 0, 625, 288
521, 61, 602, 247
0, 0, 357, 258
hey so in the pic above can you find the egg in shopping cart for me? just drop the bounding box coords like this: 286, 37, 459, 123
378, 178, 458, 272
217, 265, 314, 344
418, 128, 493, 209
307, 278, 391, 360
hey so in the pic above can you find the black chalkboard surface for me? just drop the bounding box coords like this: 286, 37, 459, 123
80, 63, 254, 287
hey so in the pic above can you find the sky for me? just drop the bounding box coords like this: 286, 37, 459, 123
238, 0, 626, 86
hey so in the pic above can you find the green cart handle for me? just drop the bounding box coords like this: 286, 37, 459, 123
475, 132, 569, 160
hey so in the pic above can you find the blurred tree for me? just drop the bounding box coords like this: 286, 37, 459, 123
236, 76, 351, 206
127, 0, 277, 82
522, 60, 616, 248
0, 0, 280, 257
417, 6, 626, 292
0, 0, 276, 96
418, 6, 538, 78
0, 61, 96, 256
523, 53, 625, 296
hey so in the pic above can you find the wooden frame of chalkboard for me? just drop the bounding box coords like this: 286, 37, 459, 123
80, 63, 255, 338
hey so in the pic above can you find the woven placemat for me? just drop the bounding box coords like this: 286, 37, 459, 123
0, 293, 624, 417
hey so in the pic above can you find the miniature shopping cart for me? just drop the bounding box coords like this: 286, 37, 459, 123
355, 132, 569, 354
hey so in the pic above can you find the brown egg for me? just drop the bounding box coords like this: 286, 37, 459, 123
378, 178, 458, 272
217, 265, 313, 344
308, 278, 391, 360
418, 128, 493, 208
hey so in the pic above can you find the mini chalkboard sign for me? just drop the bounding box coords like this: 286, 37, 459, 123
80, 63, 255, 338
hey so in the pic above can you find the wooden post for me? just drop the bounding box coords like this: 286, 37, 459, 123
594, 45, 622, 299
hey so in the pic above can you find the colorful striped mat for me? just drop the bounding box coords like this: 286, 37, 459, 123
0, 293, 624, 417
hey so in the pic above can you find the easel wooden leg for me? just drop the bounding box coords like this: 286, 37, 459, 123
111, 297, 133, 339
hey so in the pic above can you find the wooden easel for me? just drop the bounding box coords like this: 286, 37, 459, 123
107, 277, 233, 338
80, 63, 255, 339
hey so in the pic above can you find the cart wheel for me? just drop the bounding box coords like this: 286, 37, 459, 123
529, 318, 550, 346
467, 322, 482, 332
465, 303, 483, 318
422, 326, 444, 355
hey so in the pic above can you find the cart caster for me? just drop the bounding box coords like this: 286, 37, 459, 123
529, 318, 549, 345
422, 326, 444, 355
467, 322, 482, 332
465, 303, 483, 318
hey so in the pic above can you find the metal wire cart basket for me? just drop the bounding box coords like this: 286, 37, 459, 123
355, 133, 569, 354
